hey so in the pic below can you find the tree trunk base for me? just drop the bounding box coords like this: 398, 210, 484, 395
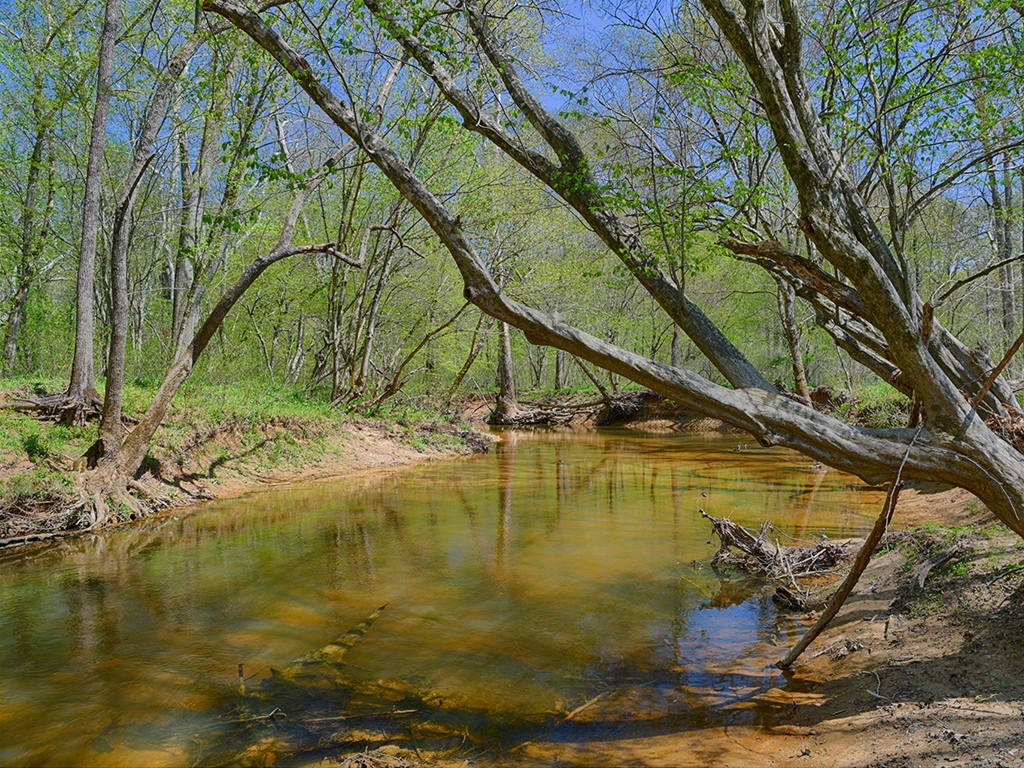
73, 467, 167, 529
487, 395, 521, 425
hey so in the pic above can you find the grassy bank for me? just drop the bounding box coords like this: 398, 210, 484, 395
0, 377, 490, 544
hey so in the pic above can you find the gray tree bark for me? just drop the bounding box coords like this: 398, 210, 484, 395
204, 0, 1024, 539
96, 34, 203, 464
776, 278, 812, 405
489, 320, 519, 424
67, 0, 119, 421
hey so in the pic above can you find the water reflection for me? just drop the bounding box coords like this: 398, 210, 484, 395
0, 429, 884, 765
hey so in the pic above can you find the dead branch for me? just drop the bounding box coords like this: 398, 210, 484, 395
912, 541, 968, 590
700, 509, 850, 582
778, 479, 903, 668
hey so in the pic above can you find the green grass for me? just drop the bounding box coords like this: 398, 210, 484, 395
0, 377, 353, 488
1, 375, 478, 515
852, 381, 910, 428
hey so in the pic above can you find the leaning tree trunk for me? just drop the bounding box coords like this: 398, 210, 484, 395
204, 0, 1024, 541
76, 52, 415, 522
85, 145, 363, 523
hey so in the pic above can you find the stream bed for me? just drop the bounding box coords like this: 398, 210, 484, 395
0, 428, 887, 766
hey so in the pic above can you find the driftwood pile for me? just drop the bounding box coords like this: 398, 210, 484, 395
487, 397, 604, 426
701, 510, 855, 609
0, 492, 78, 544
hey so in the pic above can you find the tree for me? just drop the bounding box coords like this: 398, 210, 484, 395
65, 0, 119, 424
0, 2, 84, 376
203, 0, 1024, 539
85, 143, 363, 521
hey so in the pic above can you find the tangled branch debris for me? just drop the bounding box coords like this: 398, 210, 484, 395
700, 509, 852, 602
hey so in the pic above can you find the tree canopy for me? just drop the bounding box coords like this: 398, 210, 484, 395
2, 0, 1024, 532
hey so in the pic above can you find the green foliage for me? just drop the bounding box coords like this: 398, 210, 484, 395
0, 466, 73, 502
1, 0, 1023, 451
850, 382, 910, 429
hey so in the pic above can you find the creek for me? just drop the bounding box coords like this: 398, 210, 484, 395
0, 428, 887, 766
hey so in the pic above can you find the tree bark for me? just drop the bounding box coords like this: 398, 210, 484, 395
779, 478, 904, 668
96, 34, 203, 464
489, 321, 519, 424
203, 0, 1024, 540
172, 46, 237, 357
776, 277, 812, 404
67, 0, 119, 418
361, 0, 775, 393
2, 125, 50, 375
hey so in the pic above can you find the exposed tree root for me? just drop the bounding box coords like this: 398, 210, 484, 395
73, 467, 172, 529
595, 390, 662, 425
9, 391, 104, 427
487, 403, 597, 426
911, 540, 968, 590
0, 468, 170, 548
485, 390, 606, 426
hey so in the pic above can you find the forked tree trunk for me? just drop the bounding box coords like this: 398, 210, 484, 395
82, 144, 364, 523
95, 34, 203, 464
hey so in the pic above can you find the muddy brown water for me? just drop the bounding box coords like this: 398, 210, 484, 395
0, 429, 887, 766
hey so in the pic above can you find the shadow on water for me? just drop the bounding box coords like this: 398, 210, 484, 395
95, 592, 814, 767
0, 429, 887, 766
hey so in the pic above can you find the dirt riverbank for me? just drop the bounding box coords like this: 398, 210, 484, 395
0, 405, 493, 546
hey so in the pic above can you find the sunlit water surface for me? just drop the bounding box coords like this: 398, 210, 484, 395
0, 429, 887, 765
